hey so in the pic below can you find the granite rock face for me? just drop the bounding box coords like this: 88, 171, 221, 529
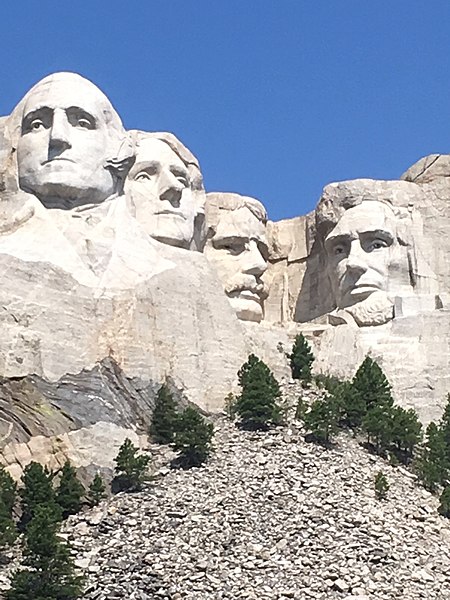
0, 73, 448, 473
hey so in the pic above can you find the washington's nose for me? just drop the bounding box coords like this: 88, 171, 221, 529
48, 110, 71, 158
159, 170, 184, 206
346, 240, 368, 274
243, 241, 267, 276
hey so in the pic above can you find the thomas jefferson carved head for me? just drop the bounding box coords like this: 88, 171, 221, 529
204, 192, 268, 322
124, 131, 205, 250
10, 72, 126, 209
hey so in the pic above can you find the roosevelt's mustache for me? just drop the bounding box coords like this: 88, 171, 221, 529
225, 275, 268, 299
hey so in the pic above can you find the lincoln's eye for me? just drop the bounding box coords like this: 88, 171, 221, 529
368, 239, 388, 251
135, 172, 152, 181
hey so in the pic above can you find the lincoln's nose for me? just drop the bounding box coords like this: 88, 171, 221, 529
346, 241, 368, 274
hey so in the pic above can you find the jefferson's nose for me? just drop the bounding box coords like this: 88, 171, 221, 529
346, 240, 368, 274
159, 170, 184, 206
48, 110, 71, 157
243, 241, 267, 276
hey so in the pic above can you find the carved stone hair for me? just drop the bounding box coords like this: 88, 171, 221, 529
205, 192, 267, 238
128, 130, 205, 195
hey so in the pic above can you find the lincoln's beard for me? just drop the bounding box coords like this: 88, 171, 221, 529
331, 290, 394, 327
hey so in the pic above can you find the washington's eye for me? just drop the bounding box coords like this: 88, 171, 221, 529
135, 172, 152, 181
334, 246, 345, 256
77, 118, 93, 129
67, 108, 96, 130
31, 119, 45, 130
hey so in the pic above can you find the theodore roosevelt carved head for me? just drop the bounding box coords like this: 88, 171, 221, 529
204, 192, 268, 322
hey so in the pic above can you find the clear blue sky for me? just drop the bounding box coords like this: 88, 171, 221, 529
1, 1, 450, 221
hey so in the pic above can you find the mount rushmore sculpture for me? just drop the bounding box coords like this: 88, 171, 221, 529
0, 72, 448, 474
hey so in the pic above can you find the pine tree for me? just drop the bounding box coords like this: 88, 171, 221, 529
224, 392, 237, 420
113, 439, 151, 492
19, 462, 61, 530
0, 496, 16, 551
0, 466, 16, 516
149, 382, 179, 444
439, 393, 450, 461
374, 471, 389, 500
6, 505, 83, 600
172, 407, 214, 467
390, 406, 422, 461
417, 422, 449, 492
0, 467, 17, 553
295, 396, 308, 421
438, 485, 450, 518
56, 461, 85, 519
87, 474, 106, 507
341, 356, 393, 428
362, 404, 393, 454
303, 395, 339, 444
235, 354, 281, 430
289, 334, 314, 384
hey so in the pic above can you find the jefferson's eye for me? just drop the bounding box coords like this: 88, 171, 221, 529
177, 176, 189, 187
135, 172, 152, 181
171, 170, 190, 187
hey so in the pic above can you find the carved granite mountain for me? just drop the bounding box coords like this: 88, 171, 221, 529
0, 72, 448, 475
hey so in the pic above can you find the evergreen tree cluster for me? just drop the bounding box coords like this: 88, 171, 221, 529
149, 382, 214, 468
7, 505, 83, 600
18, 461, 106, 531
415, 394, 450, 514
0, 460, 96, 600
299, 356, 423, 461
